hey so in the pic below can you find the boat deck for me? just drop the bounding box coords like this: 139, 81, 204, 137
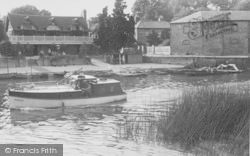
12, 85, 76, 93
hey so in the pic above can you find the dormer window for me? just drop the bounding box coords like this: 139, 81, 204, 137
25, 16, 31, 23
73, 18, 78, 23
21, 16, 36, 30
71, 25, 83, 31
47, 17, 61, 30
47, 25, 61, 31
71, 18, 84, 31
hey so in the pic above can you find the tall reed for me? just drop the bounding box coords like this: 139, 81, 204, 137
158, 83, 249, 154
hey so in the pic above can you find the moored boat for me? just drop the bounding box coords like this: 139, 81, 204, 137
8, 73, 127, 109
185, 69, 242, 76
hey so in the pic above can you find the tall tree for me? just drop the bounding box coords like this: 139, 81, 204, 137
234, 0, 250, 10
39, 9, 52, 16
133, 0, 174, 21
0, 19, 8, 42
97, 7, 113, 53
96, 0, 136, 53
210, 0, 240, 10
10, 5, 51, 16
169, 0, 211, 19
112, 0, 135, 51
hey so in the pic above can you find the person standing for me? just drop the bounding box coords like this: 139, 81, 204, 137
48, 48, 52, 56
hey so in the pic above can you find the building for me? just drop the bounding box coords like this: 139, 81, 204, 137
170, 11, 250, 56
5, 13, 93, 55
134, 20, 170, 45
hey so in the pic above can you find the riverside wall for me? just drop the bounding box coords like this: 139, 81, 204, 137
143, 55, 250, 69
0, 56, 91, 68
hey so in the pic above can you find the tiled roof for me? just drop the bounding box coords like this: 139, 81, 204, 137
8, 14, 89, 31
135, 21, 170, 29
171, 11, 250, 24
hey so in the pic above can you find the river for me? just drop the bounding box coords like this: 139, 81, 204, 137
0, 72, 249, 156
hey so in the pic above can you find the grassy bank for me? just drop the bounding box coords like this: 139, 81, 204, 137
158, 83, 249, 155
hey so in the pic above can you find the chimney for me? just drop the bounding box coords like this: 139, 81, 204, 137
81, 9, 87, 24
84, 10, 87, 21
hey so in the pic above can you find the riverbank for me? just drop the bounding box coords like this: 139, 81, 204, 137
0, 58, 184, 78
144, 55, 250, 69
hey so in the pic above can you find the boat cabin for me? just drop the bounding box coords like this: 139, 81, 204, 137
67, 74, 125, 97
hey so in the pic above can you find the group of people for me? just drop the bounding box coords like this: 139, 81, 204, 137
47, 48, 66, 57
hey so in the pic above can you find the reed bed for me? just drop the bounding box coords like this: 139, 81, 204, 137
158, 83, 249, 155
118, 83, 249, 155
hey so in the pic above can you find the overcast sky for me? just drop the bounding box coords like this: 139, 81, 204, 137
0, 0, 135, 19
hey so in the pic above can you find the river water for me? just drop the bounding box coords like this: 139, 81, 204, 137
0, 73, 249, 156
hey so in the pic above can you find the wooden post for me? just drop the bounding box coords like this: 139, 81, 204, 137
6, 56, 9, 74
221, 33, 224, 56
119, 54, 121, 65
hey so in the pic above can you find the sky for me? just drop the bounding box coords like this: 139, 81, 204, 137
0, 0, 135, 19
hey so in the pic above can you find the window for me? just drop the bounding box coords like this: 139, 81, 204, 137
20, 24, 36, 30
47, 24, 61, 31
71, 25, 83, 31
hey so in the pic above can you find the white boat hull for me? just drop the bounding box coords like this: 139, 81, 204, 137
9, 94, 127, 109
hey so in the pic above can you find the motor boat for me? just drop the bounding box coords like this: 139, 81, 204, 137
8, 73, 127, 108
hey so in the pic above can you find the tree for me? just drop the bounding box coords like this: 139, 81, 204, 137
160, 29, 170, 41
132, 0, 174, 21
210, 0, 240, 10
10, 5, 51, 16
124, 16, 136, 47
96, 1, 136, 53
113, 0, 127, 17
39, 9, 51, 16
234, 0, 250, 10
0, 19, 8, 42
146, 30, 161, 46
97, 7, 113, 53
0, 41, 13, 56
112, 0, 136, 51
169, 0, 211, 19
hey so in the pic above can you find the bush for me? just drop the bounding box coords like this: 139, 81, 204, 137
0, 41, 13, 56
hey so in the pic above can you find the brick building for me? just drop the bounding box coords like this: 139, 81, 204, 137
5, 13, 93, 55
135, 20, 170, 45
170, 11, 250, 56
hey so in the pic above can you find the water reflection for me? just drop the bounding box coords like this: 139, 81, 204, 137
1, 72, 250, 155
